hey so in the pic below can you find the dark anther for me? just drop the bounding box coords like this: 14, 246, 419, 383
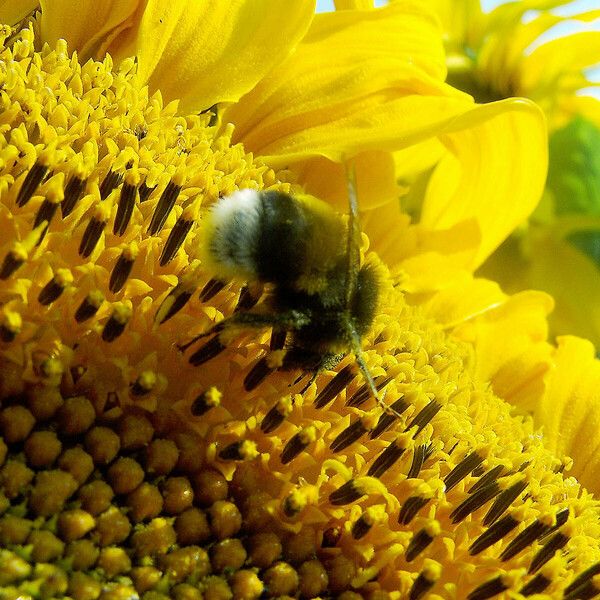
405, 399, 442, 437
370, 397, 409, 439
79, 215, 107, 258
190, 389, 220, 416
329, 480, 364, 506
99, 169, 123, 200
405, 527, 436, 562
564, 562, 600, 596
235, 283, 263, 312
113, 181, 137, 235
38, 274, 69, 306
109, 249, 136, 294
444, 451, 485, 492
189, 336, 226, 366
528, 529, 569, 574
367, 438, 407, 478
0, 316, 20, 342
469, 514, 520, 556
520, 573, 551, 596
483, 479, 528, 526
0, 249, 25, 279
244, 358, 273, 392
16, 161, 48, 207
75, 290, 104, 322
33, 199, 59, 241
199, 278, 226, 302
154, 285, 194, 325
61, 176, 87, 217
467, 575, 510, 600
102, 305, 131, 342
270, 329, 287, 350
314, 364, 356, 409
69, 365, 87, 384
138, 181, 155, 203
148, 180, 181, 235
159, 215, 194, 266
539, 507, 569, 541
564, 581, 600, 600
409, 567, 439, 600
398, 495, 430, 525
352, 511, 374, 540
261, 406, 284, 433
280, 427, 315, 465
407, 443, 434, 479
322, 527, 341, 548
130, 372, 156, 396
330, 419, 366, 452
347, 375, 392, 408
449, 482, 501, 524
500, 518, 553, 562
468, 464, 504, 494
217, 440, 256, 461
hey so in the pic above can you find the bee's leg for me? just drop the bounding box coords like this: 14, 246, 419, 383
243, 329, 287, 391
185, 309, 310, 366
354, 352, 404, 420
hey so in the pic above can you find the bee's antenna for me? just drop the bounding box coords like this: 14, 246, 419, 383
350, 330, 403, 420
344, 161, 361, 308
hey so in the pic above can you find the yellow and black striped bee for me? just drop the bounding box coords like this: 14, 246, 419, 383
174, 174, 386, 407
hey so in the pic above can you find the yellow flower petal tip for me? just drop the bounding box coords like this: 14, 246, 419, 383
1, 22, 600, 600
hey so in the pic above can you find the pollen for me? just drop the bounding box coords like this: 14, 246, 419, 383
1, 24, 600, 600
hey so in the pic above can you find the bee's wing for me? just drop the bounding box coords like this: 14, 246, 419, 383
344, 163, 361, 309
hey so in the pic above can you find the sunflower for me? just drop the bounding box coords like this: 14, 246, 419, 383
418, 0, 600, 348
1, 3, 599, 600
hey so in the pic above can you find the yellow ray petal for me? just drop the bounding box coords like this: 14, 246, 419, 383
297, 150, 400, 213
113, 0, 315, 113
226, 1, 453, 165
422, 275, 506, 328
539, 336, 600, 493
39, 0, 140, 62
420, 99, 547, 269
522, 31, 600, 95
0, 0, 38, 25
451, 290, 554, 412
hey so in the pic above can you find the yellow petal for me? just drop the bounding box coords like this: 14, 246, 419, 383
451, 290, 554, 412
538, 336, 600, 493
521, 30, 600, 96
526, 233, 600, 348
421, 275, 506, 328
39, 0, 140, 61
0, 0, 38, 25
112, 0, 315, 112
420, 98, 547, 269
226, 1, 452, 165
297, 150, 400, 213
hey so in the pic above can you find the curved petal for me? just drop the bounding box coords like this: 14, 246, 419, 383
225, 1, 452, 165
526, 233, 600, 347
538, 336, 600, 493
451, 290, 554, 412
0, 0, 38, 25
421, 275, 506, 328
420, 98, 548, 268
296, 150, 400, 213
113, 0, 315, 113
39, 0, 140, 61
521, 31, 600, 96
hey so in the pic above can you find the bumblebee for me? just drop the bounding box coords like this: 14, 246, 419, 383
179, 176, 385, 406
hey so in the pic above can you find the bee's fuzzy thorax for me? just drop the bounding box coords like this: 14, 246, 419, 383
198, 188, 262, 281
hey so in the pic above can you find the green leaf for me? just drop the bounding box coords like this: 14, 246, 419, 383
548, 116, 600, 217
